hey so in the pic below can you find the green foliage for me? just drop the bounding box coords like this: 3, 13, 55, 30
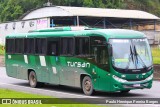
83, 0, 124, 8
0, 0, 46, 22
83, 0, 94, 7
151, 47, 160, 64
0, 45, 4, 55
124, 0, 160, 17
0, 0, 22, 22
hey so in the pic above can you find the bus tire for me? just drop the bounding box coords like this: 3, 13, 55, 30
120, 90, 130, 93
82, 76, 94, 96
29, 71, 42, 88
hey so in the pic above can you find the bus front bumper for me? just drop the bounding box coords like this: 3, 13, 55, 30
111, 74, 153, 92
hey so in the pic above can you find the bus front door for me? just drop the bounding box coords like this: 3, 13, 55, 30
93, 46, 111, 91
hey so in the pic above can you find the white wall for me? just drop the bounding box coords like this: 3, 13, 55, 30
0, 18, 49, 45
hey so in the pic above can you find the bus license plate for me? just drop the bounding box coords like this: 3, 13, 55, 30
133, 84, 140, 87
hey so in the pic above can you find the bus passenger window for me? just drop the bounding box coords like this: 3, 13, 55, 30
35, 38, 47, 55
15, 38, 24, 54
75, 37, 89, 56
24, 38, 34, 54
6, 39, 15, 53
48, 42, 58, 55
61, 38, 74, 55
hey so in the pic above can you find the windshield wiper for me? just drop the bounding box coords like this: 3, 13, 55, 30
125, 45, 134, 71
133, 46, 147, 69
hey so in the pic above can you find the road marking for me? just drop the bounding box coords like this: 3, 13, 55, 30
0, 82, 98, 98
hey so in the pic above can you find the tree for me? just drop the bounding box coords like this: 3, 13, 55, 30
83, 0, 94, 7
0, 0, 23, 22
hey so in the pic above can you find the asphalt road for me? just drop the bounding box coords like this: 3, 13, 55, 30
0, 67, 160, 106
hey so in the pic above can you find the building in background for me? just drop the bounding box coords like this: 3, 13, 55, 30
0, 5, 160, 45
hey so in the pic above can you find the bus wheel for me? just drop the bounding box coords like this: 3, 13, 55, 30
82, 76, 93, 96
120, 90, 130, 93
29, 71, 41, 88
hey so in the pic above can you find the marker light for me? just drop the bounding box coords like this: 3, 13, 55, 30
112, 75, 127, 83
145, 74, 153, 81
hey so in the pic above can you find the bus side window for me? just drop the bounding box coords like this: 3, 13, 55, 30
75, 37, 89, 56
47, 38, 59, 56
90, 36, 108, 64
15, 38, 24, 54
6, 39, 15, 53
35, 38, 47, 55
48, 42, 57, 55
24, 38, 35, 54
61, 38, 74, 56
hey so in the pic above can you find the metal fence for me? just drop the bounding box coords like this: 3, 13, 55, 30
141, 30, 160, 45
153, 65, 160, 80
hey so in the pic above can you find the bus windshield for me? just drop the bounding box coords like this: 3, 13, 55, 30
110, 38, 152, 69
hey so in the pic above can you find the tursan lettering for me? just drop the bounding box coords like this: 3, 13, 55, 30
67, 62, 90, 68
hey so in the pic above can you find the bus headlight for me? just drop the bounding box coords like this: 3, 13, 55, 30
112, 75, 127, 83
145, 74, 153, 81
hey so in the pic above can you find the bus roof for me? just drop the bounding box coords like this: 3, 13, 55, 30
6, 27, 145, 40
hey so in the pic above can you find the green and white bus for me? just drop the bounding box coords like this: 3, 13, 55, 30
5, 26, 153, 95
